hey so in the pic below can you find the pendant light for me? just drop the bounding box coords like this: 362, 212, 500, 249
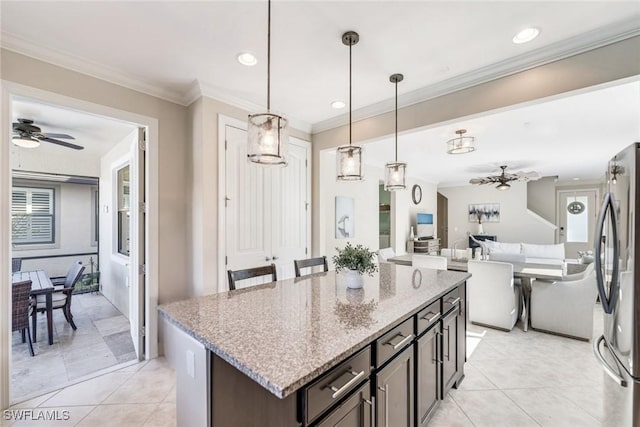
247, 0, 288, 166
384, 73, 407, 191
446, 129, 476, 154
336, 31, 364, 181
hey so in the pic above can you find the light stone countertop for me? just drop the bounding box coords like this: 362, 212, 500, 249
158, 264, 470, 399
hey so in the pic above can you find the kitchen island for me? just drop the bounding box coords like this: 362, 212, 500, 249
159, 264, 470, 427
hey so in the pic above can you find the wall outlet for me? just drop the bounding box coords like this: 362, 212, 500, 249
186, 350, 195, 378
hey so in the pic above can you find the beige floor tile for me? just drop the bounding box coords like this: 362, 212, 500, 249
103, 368, 175, 404
9, 406, 95, 426
455, 364, 497, 391
162, 385, 176, 403
93, 316, 130, 337
452, 390, 539, 427
427, 395, 474, 427
143, 403, 176, 427
505, 388, 601, 427
556, 384, 606, 422
76, 403, 157, 427
42, 372, 133, 407
9, 390, 59, 409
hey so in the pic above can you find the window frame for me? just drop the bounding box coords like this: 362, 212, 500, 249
116, 164, 130, 257
11, 185, 56, 246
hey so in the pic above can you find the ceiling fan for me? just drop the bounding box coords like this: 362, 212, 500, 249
469, 165, 540, 191
12, 118, 84, 150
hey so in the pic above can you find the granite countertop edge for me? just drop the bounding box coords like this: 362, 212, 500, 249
158, 272, 471, 399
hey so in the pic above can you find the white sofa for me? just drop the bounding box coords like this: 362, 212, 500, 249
530, 263, 597, 340
467, 260, 520, 331
482, 241, 566, 265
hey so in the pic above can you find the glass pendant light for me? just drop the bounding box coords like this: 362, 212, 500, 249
336, 31, 364, 181
446, 129, 476, 154
384, 73, 407, 191
247, 0, 288, 166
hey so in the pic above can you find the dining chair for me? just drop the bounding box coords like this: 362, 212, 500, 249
228, 264, 277, 291
377, 248, 396, 262
467, 260, 520, 331
32, 261, 85, 339
12, 280, 35, 357
12, 258, 22, 273
294, 256, 328, 278
412, 254, 448, 270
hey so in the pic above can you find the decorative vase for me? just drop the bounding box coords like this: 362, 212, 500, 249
477, 222, 484, 234
345, 269, 364, 289
409, 226, 415, 240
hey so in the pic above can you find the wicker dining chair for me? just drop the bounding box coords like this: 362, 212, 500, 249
12, 258, 22, 273
12, 280, 35, 357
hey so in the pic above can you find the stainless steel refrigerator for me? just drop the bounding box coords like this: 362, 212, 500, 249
593, 142, 640, 427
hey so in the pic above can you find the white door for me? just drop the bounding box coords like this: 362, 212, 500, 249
224, 125, 309, 289
558, 190, 598, 259
271, 141, 309, 279
129, 128, 146, 359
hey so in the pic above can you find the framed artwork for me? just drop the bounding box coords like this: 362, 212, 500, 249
468, 203, 500, 223
335, 196, 355, 238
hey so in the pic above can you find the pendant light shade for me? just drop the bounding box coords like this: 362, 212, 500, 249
247, 0, 288, 166
446, 129, 476, 154
384, 73, 407, 191
496, 182, 511, 191
336, 31, 364, 181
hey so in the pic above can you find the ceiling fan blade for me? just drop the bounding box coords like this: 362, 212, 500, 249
38, 136, 84, 150
42, 133, 75, 140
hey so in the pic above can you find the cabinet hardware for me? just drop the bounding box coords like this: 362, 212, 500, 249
446, 297, 461, 306
272, 255, 279, 260
383, 383, 389, 427
384, 333, 414, 350
444, 326, 451, 361
327, 370, 366, 399
363, 397, 375, 426
264, 257, 272, 261
593, 335, 627, 386
421, 311, 440, 323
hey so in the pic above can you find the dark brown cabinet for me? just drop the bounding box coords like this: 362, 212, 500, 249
375, 346, 414, 427
442, 307, 460, 394
317, 381, 372, 427
416, 324, 440, 426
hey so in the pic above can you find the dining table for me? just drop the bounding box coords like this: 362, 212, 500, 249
387, 253, 565, 331
12, 270, 55, 345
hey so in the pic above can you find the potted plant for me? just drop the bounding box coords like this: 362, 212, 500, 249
332, 243, 378, 289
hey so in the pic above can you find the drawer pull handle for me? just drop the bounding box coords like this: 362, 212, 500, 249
385, 333, 414, 350
328, 370, 366, 399
446, 297, 461, 306
421, 311, 440, 323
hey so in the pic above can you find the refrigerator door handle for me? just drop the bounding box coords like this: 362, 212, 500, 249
593, 335, 627, 387
593, 192, 619, 314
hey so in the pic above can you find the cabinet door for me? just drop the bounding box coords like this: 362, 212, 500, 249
442, 309, 459, 394
416, 325, 440, 426
317, 381, 372, 427
376, 346, 414, 427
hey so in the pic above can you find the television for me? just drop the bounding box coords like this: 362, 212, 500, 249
416, 213, 434, 238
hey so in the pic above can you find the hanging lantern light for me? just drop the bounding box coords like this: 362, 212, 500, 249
384, 73, 407, 191
247, 0, 288, 166
336, 31, 364, 181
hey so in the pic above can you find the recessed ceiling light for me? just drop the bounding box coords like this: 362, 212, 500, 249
237, 52, 257, 66
513, 27, 540, 44
572, 177, 580, 181
331, 100, 346, 109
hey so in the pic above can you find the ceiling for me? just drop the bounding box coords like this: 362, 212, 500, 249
361, 79, 640, 187
1, 1, 639, 132
11, 97, 137, 160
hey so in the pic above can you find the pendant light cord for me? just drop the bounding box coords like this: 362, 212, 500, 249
267, 0, 271, 112
394, 79, 398, 162
349, 40, 352, 147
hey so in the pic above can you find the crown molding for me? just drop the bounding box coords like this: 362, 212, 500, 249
1, 31, 193, 106
311, 18, 640, 134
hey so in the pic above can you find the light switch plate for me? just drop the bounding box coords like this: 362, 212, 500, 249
186, 350, 195, 378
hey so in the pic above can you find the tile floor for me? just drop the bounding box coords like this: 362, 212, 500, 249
11, 293, 137, 402
3, 358, 175, 427
6, 306, 608, 426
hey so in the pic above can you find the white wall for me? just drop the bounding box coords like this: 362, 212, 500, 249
99, 130, 136, 318
439, 181, 556, 248
319, 150, 437, 263
527, 177, 557, 224
12, 180, 97, 277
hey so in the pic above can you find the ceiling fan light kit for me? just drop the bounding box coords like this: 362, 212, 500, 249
384, 73, 407, 191
12, 118, 82, 150
469, 165, 540, 191
337, 31, 364, 181
446, 129, 476, 154
12, 135, 41, 148
247, 0, 289, 167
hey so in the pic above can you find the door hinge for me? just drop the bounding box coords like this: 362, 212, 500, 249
141, 326, 146, 337
305, 202, 309, 211
305, 247, 308, 255
225, 196, 230, 207
139, 132, 147, 151
305, 159, 308, 168
139, 202, 146, 213
225, 139, 228, 150
138, 264, 146, 275
225, 256, 228, 265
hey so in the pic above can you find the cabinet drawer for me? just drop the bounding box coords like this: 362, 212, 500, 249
442, 287, 461, 315
417, 300, 441, 336
305, 346, 371, 425
376, 317, 414, 367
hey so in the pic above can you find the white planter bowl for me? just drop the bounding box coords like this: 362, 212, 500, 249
345, 269, 364, 289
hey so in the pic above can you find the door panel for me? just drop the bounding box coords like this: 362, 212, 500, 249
558, 190, 597, 258
129, 127, 145, 359
437, 193, 448, 248
416, 326, 440, 426
376, 346, 414, 427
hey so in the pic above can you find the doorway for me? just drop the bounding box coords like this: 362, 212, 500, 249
2, 87, 157, 408
557, 189, 598, 258
437, 192, 449, 248
379, 184, 391, 248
